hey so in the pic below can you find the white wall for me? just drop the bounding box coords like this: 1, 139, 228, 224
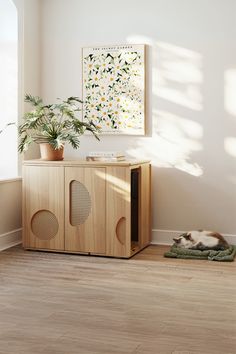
0, 179, 22, 250
0, 0, 18, 178
17, 0, 41, 160
40, 0, 236, 241
0, 0, 41, 250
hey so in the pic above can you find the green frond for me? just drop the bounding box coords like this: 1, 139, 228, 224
61, 108, 75, 119
67, 135, 80, 149
47, 137, 65, 150
18, 135, 33, 153
25, 94, 43, 107
66, 97, 83, 104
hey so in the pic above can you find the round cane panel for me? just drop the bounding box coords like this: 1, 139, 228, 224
31, 210, 59, 241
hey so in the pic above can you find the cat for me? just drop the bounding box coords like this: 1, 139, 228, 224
173, 230, 229, 251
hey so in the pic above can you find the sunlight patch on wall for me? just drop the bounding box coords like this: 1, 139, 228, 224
126, 34, 155, 46
224, 137, 236, 157
127, 110, 203, 177
224, 69, 236, 116
127, 35, 203, 111
126, 35, 203, 176
153, 41, 203, 110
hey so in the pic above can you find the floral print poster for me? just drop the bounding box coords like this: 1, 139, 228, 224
82, 44, 145, 135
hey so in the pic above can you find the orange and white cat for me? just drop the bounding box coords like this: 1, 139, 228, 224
173, 230, 229, 250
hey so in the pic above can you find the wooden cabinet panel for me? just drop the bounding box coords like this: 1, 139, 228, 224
106, 167, 131, 257
23, 166, 64, 250
139, 164, 151, 246
65, 167, 106, 254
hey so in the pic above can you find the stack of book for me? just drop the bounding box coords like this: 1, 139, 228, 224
86, 151, 126, 162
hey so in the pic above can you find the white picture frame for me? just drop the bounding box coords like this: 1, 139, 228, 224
82, 44, 146, 135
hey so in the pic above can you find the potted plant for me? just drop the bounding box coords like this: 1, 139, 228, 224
18, 94, 100, 160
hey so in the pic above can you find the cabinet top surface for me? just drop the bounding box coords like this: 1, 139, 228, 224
23, 159, 150, 167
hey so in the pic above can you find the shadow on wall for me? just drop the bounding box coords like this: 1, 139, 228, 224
152, 41, 203, 111
126, 36, 204, 177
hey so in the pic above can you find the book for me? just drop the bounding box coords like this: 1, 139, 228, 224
86, 156, 126, 162
87, 151, 124, 158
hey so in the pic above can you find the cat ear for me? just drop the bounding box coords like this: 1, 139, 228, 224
184, 233, 193, 241
180, 232, 191, 240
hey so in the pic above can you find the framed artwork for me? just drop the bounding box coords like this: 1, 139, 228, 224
82, 44, 146, 135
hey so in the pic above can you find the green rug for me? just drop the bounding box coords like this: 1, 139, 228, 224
164, 244, 236, 262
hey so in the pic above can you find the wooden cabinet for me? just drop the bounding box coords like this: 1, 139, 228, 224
23, 160, 151, 258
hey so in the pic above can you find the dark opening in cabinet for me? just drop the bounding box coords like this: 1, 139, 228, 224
131, 168, 139, 247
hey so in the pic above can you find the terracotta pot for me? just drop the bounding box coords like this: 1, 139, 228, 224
39, 143, 64, 161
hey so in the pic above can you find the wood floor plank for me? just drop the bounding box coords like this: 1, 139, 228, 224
0, 245, 235, 354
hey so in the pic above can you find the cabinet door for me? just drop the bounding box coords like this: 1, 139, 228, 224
106, 167, 131, 257
23, 166, 64, 250
65, 167, 106, 254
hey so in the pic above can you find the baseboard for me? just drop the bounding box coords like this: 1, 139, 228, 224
152, 229, 236, 246
1, 228, 235, 251
0, 228, 22, 251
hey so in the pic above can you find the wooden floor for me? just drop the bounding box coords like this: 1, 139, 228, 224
0, 245, 236, 354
